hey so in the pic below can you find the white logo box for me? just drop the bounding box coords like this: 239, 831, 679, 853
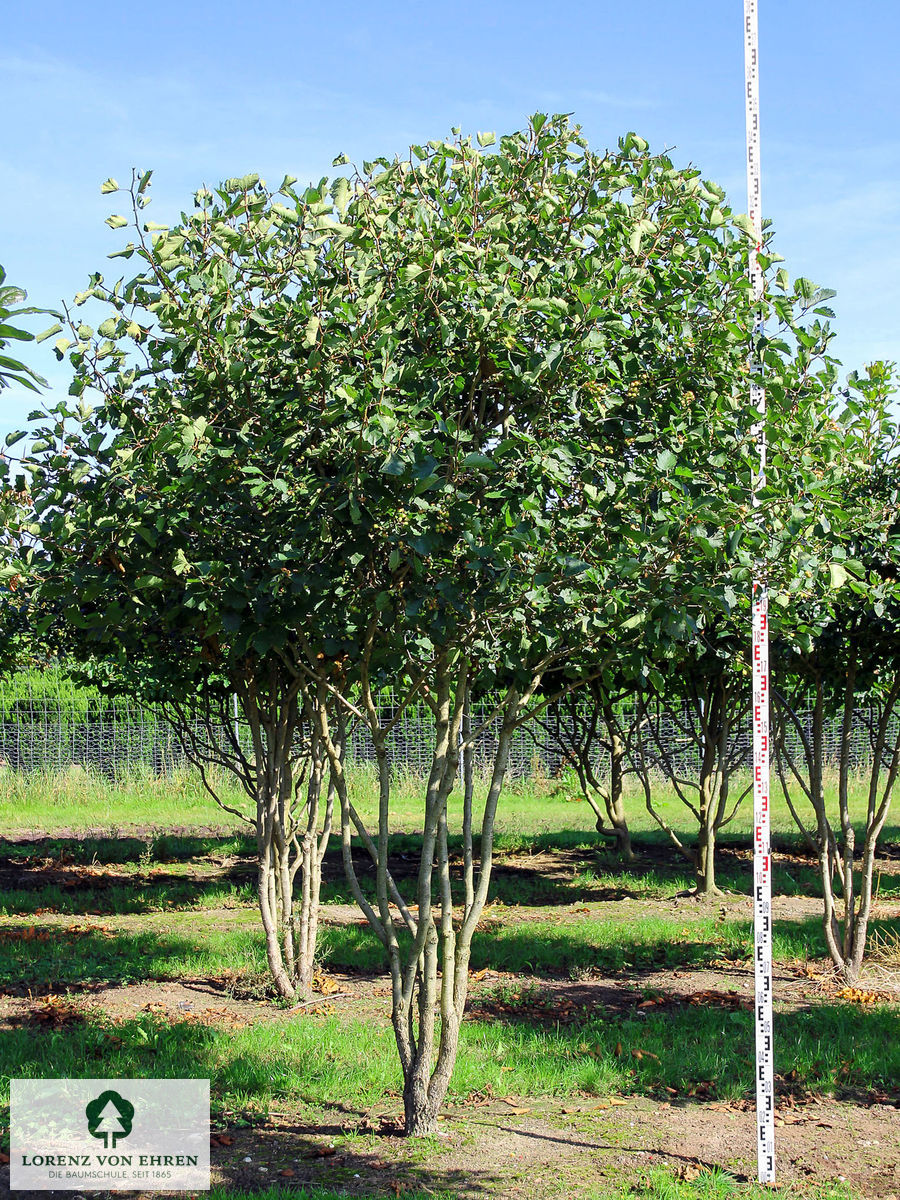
11, 1079, 210, 1191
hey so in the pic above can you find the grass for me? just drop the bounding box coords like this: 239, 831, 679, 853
0, 903, 831, 987
0, 767, 247, 834
4, 863, 900, 985
199, 1174, 863, 1200
1, 908, 898, 1110
2, 764, 899, 849
1, 834, 895, 916
0, 767, 896, 1199
201, 1174, 862, 1200
0, 1000, 897, 1121
0, 918, 267, 987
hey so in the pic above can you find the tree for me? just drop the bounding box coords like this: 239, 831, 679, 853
534, 671, 640, 862
634, 621, 751, 894
0, 263, 50, 394
772, 362, 900, 983
31, 115, 844, 1134
81, 652, 342, 999
0, 263, 58, 677
532, 288, 849, 894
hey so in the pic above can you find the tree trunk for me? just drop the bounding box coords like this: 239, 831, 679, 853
602, 704, 634, 862
256, 825, 296, 1000
694, 822, 718, 896
403, 1069, 440, 1137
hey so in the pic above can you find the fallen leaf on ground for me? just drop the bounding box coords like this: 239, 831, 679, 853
677, 1161, 703, 1182
835, 986, 892, 1005
32, 996, 86, 1028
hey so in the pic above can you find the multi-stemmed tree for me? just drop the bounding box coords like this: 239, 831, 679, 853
772, 362, 900, 983
29, 115, 853, 1132
635, 633, 751, 894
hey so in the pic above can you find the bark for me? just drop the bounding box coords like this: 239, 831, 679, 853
317, 651, 525, 1137
774, 657, 900, 985
641, 672, 748, 896
161, 667, 338, 1000
600, 702, 634, 862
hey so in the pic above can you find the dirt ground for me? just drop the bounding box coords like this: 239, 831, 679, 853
1, 837, 899, 1197
1, 916, 899, 1197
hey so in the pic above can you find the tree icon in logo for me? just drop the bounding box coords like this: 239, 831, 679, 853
85, 1090, 134, 1149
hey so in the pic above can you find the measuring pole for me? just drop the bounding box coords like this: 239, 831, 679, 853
744, 0, 776, 1184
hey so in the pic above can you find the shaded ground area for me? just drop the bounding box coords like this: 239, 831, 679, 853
1, 830, 899, 1197
0, 915, 898, 1198
1, 1080, 899, 1198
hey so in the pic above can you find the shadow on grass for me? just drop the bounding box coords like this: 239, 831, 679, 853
320, 912, 789, 976
0, 1012, 511, 1198
323, 909, 900, 979
0, 831, 256, 865
5, 826, 900, 918
0, 924, 268, 992
5, 888, 898, 997
0, 986, 896, 1129
0, 831, 260, 915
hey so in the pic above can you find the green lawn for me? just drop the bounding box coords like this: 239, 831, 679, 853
203, 1174, 860, 1200
1, 906, 897, 1109
1, 763, 897, 849
1, 993, 896, 1117
0, 766, 896, 1200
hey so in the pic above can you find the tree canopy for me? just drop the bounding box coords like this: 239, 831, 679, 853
25, 113, 869, 1133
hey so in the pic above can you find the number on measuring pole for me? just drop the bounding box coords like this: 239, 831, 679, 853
744, 0, 776, 1185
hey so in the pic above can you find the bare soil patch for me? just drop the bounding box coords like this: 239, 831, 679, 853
2, 836, 899, 1196
6, 1094, 896, 1199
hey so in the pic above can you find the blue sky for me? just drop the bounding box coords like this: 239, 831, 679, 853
2, 0, 898, 438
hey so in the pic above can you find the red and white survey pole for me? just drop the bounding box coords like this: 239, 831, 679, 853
744, 0, 776, 1184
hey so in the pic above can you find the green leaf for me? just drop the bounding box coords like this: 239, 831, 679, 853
100, 178, 120, 194
332, 177, 351, 218
828, 562, 849, 589
105, 215, 129, 229
732, 213, 757, 238
463, 452, 495, 470
35, 322, 63, 343
303, 314, 320, 346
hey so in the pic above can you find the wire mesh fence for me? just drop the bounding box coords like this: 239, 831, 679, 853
0, 674, 893, 782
